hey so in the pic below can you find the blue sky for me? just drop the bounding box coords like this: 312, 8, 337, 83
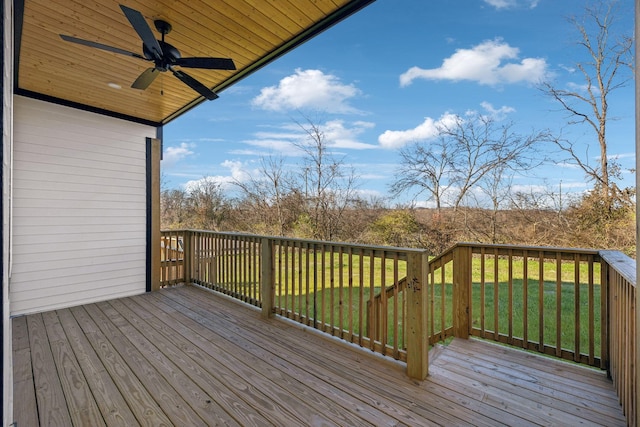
162, 0, 635, 207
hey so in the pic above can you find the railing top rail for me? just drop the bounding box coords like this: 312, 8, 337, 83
455, 242, 602, 256
599, 250, 636, 286
163, 229, 429, 256
427, 242, 609, 271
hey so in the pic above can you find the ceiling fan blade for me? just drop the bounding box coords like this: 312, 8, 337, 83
132, 68, 160, 89
172, 69, 218, 100
60, 34, 146, 59
119, 4, 163, 60
173, 57, 236, 70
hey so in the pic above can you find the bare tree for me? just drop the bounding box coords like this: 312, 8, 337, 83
391, 135, 454, 215
541, 0, 633, 206
391, 113, 547, 213
161, 187, 190, 229
186, 178, 230, 231
234, 155, 300, 235
294, 115, 360, 241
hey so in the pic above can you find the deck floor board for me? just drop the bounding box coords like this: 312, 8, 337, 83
12, 285, 627, 426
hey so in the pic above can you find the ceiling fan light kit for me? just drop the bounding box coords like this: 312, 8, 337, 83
60, 4, 236, 101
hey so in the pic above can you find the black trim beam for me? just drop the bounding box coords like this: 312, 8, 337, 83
161, 0, 377, 124
13, 0, 23, 86
156, 125, 163, 161
14, 89, 162, 128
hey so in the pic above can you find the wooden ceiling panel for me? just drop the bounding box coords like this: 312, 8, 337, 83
17, 0, 375, 125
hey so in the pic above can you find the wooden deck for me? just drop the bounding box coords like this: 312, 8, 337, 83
13, 285, 626, 426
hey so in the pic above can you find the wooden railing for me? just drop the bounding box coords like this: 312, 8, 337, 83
600, 250, 636, 426
416, 243, 635, 426
159, 230, 430, 379
160, 231, 636, 424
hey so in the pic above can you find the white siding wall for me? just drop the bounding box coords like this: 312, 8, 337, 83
10, 96, 155, 315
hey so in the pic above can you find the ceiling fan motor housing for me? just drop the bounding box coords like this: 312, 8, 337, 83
143, 40, 181, 71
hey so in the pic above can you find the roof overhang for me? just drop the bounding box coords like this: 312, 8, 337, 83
14, 0, 375, 126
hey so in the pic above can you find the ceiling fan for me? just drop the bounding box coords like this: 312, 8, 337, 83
60, 4, 236, 100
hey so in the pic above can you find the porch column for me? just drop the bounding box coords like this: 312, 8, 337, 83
148, 137, 161, 291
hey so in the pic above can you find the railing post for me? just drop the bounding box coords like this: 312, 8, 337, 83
261, 237, 275, 319
453, 245, 471, 339
183, 230, 192, 285
406, 250, 429, 380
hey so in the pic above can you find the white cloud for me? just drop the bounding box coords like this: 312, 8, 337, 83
399, 39, 548, 87
483, 0, 539, 9
163, 142, 195, 166
242, 137, 301, 154
559, 64, 576, 73
322, 120, 377, 150
610, 152, 636, 160
183, 160, 253, 192
480, 101, 516, 119
222, 160, 252, 182
566, 81, 599, 95
243, 120, 376, 154
378, 113, 458, 149
251, 68, 362, 114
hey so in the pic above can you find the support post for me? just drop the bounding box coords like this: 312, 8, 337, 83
261, 238, 275, 319
453, 245, 471, 339
182, 230, 192, 285
406, 250, 429, 380
149, 138, 161, 291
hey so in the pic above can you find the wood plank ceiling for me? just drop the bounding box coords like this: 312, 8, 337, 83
16, 0, 374, 125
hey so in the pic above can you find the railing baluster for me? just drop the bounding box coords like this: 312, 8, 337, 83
538, 250, 544, 353
338, 247, 344, 338
440, 260, 446, 341
429, 266, 435, 342
588, 258, 595, 365
313, 244, 318, 328
284, 241, 290, 318
330, 245, 335, 335
320, 243, 325, 331
493, 248, 499, 341
348, 247, 354, 342
480, 247, 486, 339
381, 251, 388, 349
508, 249, 513, 343
556, 252, 562, 357
522, 250, 528, 349
358, 249, 364, 347
393, 254, 399, 356
574, 253, 580, 362
369, 251, 375, 350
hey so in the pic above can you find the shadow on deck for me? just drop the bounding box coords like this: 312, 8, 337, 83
13, 285, 626, 426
